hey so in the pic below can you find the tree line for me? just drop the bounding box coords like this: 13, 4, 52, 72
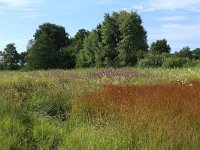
0, 11, 200, 70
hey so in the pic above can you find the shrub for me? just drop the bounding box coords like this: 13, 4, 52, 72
183, 60, 200, 68
162, 57, 188, 68
137, 55, 163, 68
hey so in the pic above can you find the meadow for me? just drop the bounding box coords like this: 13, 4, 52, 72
0, 68, 200, 150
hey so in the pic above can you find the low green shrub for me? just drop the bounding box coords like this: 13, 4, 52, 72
162, 57, 188, 68
138, 55, 163, 68
183, 60, 200, 68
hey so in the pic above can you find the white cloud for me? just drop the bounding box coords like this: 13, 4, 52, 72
148, 23, 200, 51
132, 5, 144, 11
155, 15, 187, 21
147, 0, 200, 11
0, 0, 43, 18
154, 23, 200, 41
0, 0, 38, 7
130, 0, 200, 12
99, 0, 112, 4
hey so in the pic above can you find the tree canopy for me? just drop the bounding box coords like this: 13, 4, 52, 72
27, 23, 70, 69
150, 39, 171, 55
77, 11, 148, 68
1, 10, 199, 71
1, 43, 19, 70
177, 46, 192, 59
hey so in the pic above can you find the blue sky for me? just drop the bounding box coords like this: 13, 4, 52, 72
0, 0, 200, 52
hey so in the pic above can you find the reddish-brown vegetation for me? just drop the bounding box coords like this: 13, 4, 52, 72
75, 81, 200, 147
77, 81, 200, 117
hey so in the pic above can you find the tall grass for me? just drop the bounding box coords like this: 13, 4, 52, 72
0, 68, 200, 149
73, 81, 200, 149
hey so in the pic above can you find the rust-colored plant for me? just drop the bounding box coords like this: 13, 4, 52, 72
75, 81, 200, 148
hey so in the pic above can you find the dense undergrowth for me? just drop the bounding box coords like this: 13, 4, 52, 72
0, 68, 200, 149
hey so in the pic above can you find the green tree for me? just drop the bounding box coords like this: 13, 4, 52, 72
19, 52, 27, 67
71, 29, 89, 67
58, 46, 76, 69
101, 13, 120, 66
0, 51, 3, 70
27, 33, 55, 69
177, 46, 192, 59
192, 48, 200, 60
150, 39, 171, 55
26, 39, 35, 51
72, 29, 89, 54
2, 43, 19, 70
117, 11, 148, 66
34, 23, 69, 50
77, 30, 100, 67
93, 24, 105, 67
27, 23, 69, 70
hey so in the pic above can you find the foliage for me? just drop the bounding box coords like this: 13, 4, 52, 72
150, 39, 171, 54
34, 23, 69, 50
76, 11, 148, 68
0, 51, 3, 70
1, 11, 200, 70
27, 33, 56, 69
101, 13, 120, 67
137, 55, 163, 68
176, 46, 192, 59
183, 60, 200, 68
58, 46, 76, 69
137, 53, 171, 68
192, 48, 200, 60
162, 57, 188, 68
72, 29, 89, 54
77, 30, 100, 67
27, 23, 70, 70
1, 43, 20, 70
19, 51, 28, 67
117, 11, 148, 66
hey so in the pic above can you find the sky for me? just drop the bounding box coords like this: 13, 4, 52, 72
0, 0, 200, 53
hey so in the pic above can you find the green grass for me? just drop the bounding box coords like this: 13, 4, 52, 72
0, 68, 200, 149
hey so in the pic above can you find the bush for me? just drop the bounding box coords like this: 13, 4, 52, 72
162, 57, 188, 68
137, 55, 163, 68
184, 60, 200, 68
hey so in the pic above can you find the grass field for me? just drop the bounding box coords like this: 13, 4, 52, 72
0, 68, 200, 149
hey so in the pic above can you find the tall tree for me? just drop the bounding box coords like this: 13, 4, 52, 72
93, 24, 104, 67
72, 29, 89, 54
117, 11, 148, 66
77, 30, 100, 67
26, 39, 35, 51
0, 51, 3, 70
27, 33, 55, 69
34, 23, 69, 50
2, 43, 19, 70
177, 46, 192, 59
19, 52, 28, 67
27, 23, 69, 69
71, 29, 89, 67
57, 46, 76, 69
101, 13, 120, 66
150, 39, 171, 55
192, 48, 200, 60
